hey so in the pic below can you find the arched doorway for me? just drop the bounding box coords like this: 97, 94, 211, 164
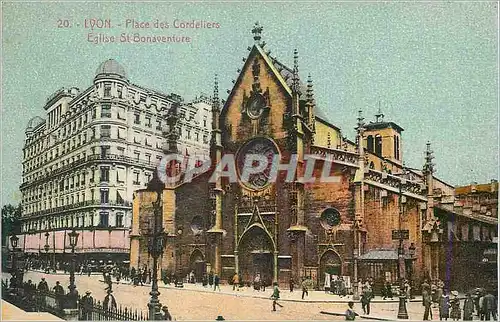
189, 249, 205, 282
238, 226, 274, 286
319, 250, 342, 290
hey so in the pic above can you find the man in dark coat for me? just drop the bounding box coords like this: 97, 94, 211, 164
422, 281, 433, 320
37, 278, 49, 292
463, 292, 474, 321
80, 290, 94, 320
53, 281, 65, 310
361, 285, 373, 315
208, 271, 214, 287
482, 290, 497, 321
214, 274, 220, 291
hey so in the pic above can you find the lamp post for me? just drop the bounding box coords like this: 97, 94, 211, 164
10, 234, 20, 288
44, 232, 50, 273
146, 172, 167, 320
67, 228, 79, 309
397, 179, 409, 319
408, 242, 416, 299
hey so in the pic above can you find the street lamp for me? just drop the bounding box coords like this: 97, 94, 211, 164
67, 228, 79, 309
397, 179, 409, 320
408, 243, 416, 299
10, 234, 20, 288
146, 171, 167, 320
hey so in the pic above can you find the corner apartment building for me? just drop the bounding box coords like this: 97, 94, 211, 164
17, 59, 211, 265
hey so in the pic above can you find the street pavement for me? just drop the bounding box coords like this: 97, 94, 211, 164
1, 270, 472, 321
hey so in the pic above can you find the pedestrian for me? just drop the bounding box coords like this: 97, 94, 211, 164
345, 301, 359, 320
289, 277, 294, 292
214, 274, 220, 291
87, 264, 91, 277
232, 272, 239, 291
202, 274, 208, 287
482, 289, 497, 321
385, 281, 393, 300
208, 271, 214, 287
422, 281, 433, 320
404, 279, 411, 299
360, 285, 373, 315
324, 272, 331, 294
338, 276, 347, 298
473, 288, 482, 317
162, 305, 172, 320
190, 270, 195, 284
37, 277, 49, 292
53, 281, 65, 310
450, 291, 461, 321
439, 290, 450, 321
463, 292, 474, 321
103, 289, 117, 311
254, 274, 261, 291
271, 282, 283, 311
80, 290, 94, 320
301, 277, 309, 300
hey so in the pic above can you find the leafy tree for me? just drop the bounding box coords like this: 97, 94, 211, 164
1, 204, 21, 246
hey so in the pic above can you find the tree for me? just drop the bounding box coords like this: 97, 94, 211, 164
1, 204, 21, 246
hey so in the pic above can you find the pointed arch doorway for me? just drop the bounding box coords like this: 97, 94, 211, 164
238, 225, 275, 287
189, 249, 206, 282
319, 249, 342, 290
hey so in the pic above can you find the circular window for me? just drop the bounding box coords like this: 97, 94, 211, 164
190, 216, 204, 235
320, 208, 341, 230
236, 137, 279, 190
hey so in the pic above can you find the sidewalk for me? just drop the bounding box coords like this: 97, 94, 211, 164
1, 300, 63, 321
101, 278, 423, 304
29, 269, 101, 276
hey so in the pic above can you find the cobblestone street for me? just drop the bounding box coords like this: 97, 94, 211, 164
2, 270, 448, 321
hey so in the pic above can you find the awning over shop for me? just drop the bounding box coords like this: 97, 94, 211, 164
359, 249, 413, 261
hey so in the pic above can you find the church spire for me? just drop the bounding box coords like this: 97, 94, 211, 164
423, 141, 435, 176
292, 49, 301, 94
356, 109, 366, 156
306, 74, 316, 128
212, 74, 220, 114
251, 21, 263, 46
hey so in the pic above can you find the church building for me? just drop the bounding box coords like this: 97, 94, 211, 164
130, 23, 497, 294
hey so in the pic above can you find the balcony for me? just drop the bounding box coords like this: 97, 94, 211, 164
23, 199, 133, 218
20, 153, 158, 188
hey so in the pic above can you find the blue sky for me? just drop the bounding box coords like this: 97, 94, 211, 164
1, 1, 498, 205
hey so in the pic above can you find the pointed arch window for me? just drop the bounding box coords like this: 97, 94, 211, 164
375, 135, 382, 155
367, 135, 374, 153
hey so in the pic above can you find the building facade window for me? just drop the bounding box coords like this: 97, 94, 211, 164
116, 213, 124, 227
100, 189, 109, 204
99, 212, 109, 227
145, 116, 151, 128
101, 125, 111, 138
100, 167, 110, 182
134, 114, 140, 124
101, 104, 111, 118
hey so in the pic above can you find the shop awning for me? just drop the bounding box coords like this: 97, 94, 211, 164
359, 249, 414, 261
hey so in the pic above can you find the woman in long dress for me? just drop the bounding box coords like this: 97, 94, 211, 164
439, 291, 450, 321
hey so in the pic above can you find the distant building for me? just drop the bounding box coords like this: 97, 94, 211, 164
16, 59, 211, 265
